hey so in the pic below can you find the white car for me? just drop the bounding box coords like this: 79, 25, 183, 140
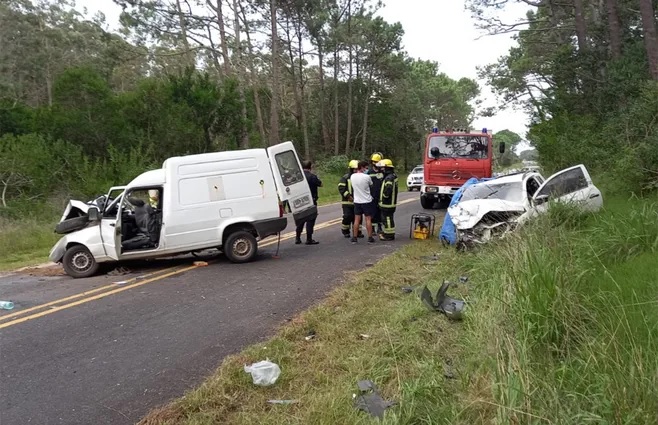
448, 164, 603, 247
406, 165, 424, 191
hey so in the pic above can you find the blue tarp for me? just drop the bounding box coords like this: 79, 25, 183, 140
439, 177, 495, 245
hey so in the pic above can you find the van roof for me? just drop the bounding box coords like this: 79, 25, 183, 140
128, 169, 165, 188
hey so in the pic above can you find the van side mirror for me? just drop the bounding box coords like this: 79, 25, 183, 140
534, 194, 549, 205
499, 142, 506, 154
88, 206, 100, 221
430, 147, 440, 158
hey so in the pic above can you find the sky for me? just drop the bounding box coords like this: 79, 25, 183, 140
79, 0, 533, 151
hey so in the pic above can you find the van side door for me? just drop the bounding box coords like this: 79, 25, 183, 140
531, 164, 603, 214
99, 186, 125, 260
267, 142, 317, 225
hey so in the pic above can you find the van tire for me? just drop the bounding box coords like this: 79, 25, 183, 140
55, 215, 89, 234
62, 245, 100, 278
224, 231, 258, 263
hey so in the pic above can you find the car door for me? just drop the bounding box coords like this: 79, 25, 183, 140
531, 164, 602, 214
267, 142, 314, 215
100, 186, 125, 260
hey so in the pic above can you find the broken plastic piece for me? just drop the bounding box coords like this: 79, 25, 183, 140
267, 399, 298, 405
358, 334, 371, 339
401, 286, 414, 293
420, 281, 466, 320
244, 359, 281, 386
193, 261, 209, 266
459, 276, 469, 283
354, 380, 396, 419
0, 301, 15, 310
305, 330, 316, 341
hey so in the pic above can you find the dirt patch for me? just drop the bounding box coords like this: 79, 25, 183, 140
16, 265, 66, 277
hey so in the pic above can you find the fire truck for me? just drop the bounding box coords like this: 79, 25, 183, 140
420, 127, 505, 209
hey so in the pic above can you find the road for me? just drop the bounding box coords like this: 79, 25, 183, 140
0, 191, 444, 425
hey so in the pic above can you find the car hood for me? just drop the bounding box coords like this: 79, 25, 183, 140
448, 199, 526, 230
59, 200, 91, 223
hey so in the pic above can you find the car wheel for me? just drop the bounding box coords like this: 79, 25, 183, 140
62, 245, 100, 278
224, 231, 258, 263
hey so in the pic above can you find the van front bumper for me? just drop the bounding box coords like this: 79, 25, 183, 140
254, 217, 288, 239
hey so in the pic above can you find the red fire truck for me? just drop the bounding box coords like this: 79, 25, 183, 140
420, 127, 505, 209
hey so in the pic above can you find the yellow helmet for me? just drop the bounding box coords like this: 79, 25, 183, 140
348, 159, 359, 169
370, 152, 383, 162
381, 159, 394, 168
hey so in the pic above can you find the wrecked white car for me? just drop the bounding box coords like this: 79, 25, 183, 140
448, 164, 603, 248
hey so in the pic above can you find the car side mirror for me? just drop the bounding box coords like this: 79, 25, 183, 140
534, 194, 549, 205
88, 206, 100, 221
499, 142, 506, 154
430, 147, 440, 158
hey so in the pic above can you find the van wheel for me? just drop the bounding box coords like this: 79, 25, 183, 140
420, 195, 433, 209
62, 245, 100, 278
224, 231, 258, 263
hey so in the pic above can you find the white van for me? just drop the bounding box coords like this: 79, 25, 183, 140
49, 142, 316, 278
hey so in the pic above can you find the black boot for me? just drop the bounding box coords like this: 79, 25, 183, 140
295, 231, 302, 244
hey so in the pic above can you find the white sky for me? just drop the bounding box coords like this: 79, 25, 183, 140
78, 0, 533, 150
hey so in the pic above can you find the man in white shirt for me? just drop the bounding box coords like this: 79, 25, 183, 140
349, 160, 377, 244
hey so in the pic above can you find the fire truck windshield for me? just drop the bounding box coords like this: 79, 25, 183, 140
428, 135, 489, 159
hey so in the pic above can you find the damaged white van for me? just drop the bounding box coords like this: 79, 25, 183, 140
49, 142, 316, 278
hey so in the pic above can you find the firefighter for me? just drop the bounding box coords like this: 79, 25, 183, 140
378, 159, 399, 241
338, 160, 364, 238
366, 153, 385, 236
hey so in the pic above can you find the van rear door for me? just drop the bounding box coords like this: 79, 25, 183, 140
267, 142, 317, 225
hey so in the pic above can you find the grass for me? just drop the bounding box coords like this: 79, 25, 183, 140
0, 172, 409, 271
139, 189, 658, 425
0, 217, 60, 272
139, 238, 468, 425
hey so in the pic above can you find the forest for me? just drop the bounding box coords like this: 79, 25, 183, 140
0, 0, 487, 213
469, 0, 658, 193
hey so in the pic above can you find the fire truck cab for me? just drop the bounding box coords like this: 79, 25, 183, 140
420, 127, 505, 209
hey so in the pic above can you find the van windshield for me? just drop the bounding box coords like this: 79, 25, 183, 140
428, 135, 489, 159
460, 181, 524, 203
275, 150, 304, 186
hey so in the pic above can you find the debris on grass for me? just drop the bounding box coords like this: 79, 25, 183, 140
353, 380, 397, 419
267, 399, 298, 405
244, 360, 281, 386
420, 281, 466, 320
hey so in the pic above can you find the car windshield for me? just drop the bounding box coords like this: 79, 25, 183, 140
412, 167, 423, 174
428, 135, 488, 159
459, 181, 524, 203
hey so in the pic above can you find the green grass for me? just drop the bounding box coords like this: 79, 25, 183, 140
138, 188, 658, 425
0, 217, 60, 271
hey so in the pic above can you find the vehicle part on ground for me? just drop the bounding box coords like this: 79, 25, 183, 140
62, 244, 100, 278
420, 281, 466, 320
223, 231, 258, 263
354, 380, 397, 419
244, 359, 281, 386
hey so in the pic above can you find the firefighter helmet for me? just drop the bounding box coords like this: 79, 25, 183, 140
380, 159, 394, 168
370, 152, 383, 162
348, 159, 359, 169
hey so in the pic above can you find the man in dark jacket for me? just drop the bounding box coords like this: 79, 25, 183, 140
366, 155, 384, 236
296, 160, 323, 245
378, 159, 399, 241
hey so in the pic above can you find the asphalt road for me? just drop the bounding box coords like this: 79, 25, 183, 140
0, 191, 445, 425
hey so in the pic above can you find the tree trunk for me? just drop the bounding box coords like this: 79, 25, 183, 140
361, 73, 373, 154
175, 0, 195, 68
297, 25, 310, 159
639, 0, 658, 80
232, 0, 249, 148
216, 0, 231, 74
605, 0, 622, 59
284, 22, 302, 129
344, 0, 353, 154
333, 44, 340, 155
573, 0, 588, 52
317, 40, 330, 152
269, 0, 281, 146
239, 2, 267, 143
